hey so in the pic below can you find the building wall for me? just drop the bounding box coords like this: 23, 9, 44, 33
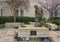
0, 3, 12, 16
0, 0, 59, 19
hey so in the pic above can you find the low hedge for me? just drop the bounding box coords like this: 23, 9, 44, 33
16, 17, 35, 24
0, 16, 35, 24
53, 17, 60, 20
52, 17, 60, 25
0, 16, 14, 24
0, 24, 5, 28
52, 19, 60, 25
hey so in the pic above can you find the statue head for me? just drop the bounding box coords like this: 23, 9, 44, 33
34, 5, 38, 9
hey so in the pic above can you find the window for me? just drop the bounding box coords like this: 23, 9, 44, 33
30, 30, 37, 36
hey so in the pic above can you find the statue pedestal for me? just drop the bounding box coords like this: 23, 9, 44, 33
18, 25, 49, 37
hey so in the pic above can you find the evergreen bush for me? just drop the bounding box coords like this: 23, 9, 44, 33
0, 16, 35, 24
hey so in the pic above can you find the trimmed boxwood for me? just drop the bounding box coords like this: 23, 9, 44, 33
52, 17, 60, 25
0, 16, 14, 24
0, 16, 35, 24
53, 17, 60, 20
0, 24, 5, 28
52, 19, 60, 25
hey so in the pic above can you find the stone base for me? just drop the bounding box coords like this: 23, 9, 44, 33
18, 25, 49, 37
5, 22, 21, 28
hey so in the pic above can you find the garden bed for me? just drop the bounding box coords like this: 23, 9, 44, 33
0, 24, 5, 29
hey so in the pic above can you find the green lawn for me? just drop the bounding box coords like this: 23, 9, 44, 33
58, 25, 60, 28
43, 22, 48, 28
0, 24, 5, 29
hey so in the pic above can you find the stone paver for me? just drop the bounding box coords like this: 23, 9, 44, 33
49, 31, 60, 38
0, 28, 17, 42
0, 27, 60, 42
49, 31, 60, 42
0, 36, 15, 42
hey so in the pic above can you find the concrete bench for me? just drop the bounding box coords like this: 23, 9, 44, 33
29, 22, 35, 25
5, 23, 21, 28
46, 23, 57, 30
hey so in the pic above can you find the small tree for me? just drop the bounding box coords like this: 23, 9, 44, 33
35, 0, 60, 21
1, 0, 30, 22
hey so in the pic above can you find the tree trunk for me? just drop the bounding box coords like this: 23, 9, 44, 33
1, 9, 3, 16
49, 12, 53, 22
54, 10, 58, 17
13, 10, 17, 22
20, 9, 24, 17
14, 16, 16, 22
10, 7, 18, 22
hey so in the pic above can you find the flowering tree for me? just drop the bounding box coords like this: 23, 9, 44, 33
0, 0, 30, 22
35, 0, 60, 21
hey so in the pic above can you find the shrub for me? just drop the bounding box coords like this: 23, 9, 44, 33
43, 22, 48, 28
16, 17, 35, 24
0, 16, 14, 24
53, 17, 60, 20
52, 17, 60, 25
0, 24, 5, 28
58, 25, 60, 28
42, 18, 46, 23
0, 16, 35, 24
52, 19, 60, 25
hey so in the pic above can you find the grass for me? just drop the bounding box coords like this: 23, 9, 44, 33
54, 25, 60, 31
0, 24, 5, 29
43, 22, 48, 28
58, 25, 60, 28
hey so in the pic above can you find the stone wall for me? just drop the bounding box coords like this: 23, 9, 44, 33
18, 26, 49, 37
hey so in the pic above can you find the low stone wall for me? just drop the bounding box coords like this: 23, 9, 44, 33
46, 23, 57, 30
29, 22, 35, 25
5, 23, 21, 28
18, 26, 49, 37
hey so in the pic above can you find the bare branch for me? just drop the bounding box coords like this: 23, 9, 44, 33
0, 0, 30, 22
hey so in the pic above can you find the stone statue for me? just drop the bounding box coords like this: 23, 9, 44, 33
34, 5, 43, 27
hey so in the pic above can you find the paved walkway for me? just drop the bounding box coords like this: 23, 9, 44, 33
0, 28, 17, 42
0, 28, 60, 42
49, 31, 60, 42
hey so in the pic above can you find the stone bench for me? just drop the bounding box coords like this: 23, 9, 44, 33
5, 23, 21, 28
29, 22, 35, 25
46, 23, 57, 30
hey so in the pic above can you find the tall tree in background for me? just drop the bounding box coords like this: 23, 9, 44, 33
1, 0, 30, 22
35, 0, 60, 21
